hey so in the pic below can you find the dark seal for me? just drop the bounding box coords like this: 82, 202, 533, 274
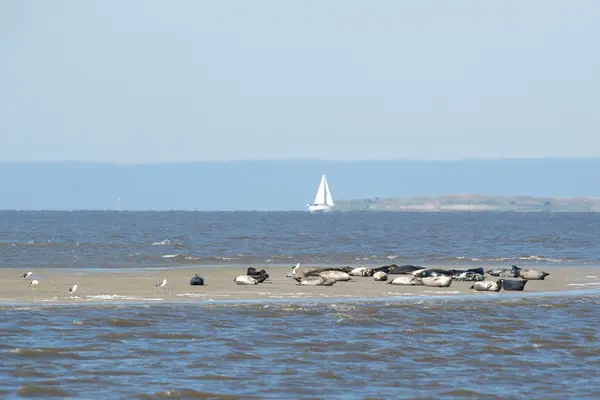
500, 279, 527, 291
386, 265, 422, 275
246, 267, 269, 283
189, 274, 205, 286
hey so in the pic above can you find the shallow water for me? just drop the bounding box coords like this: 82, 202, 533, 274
2, 211, 600, 268
1, 294, 600, 399
3, 211, 600, 398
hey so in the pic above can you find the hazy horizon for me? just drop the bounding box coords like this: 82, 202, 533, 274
2, 158, 600, 211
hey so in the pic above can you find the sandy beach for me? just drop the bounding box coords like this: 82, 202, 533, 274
1, 264, 600, 304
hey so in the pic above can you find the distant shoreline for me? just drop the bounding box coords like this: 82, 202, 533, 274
333, 195, 600, 212
2, 194, 600, 212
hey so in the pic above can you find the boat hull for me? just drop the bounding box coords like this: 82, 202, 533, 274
307, 204, 332, 213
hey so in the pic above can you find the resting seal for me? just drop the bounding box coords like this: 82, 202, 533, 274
470, 280, 502, 292
348, 267, 374, 277
373, 271, 388, 281
234, 275, 258, 285
486, 265, 521, 278
421, 276, 452, 287
387, 276, 423, 286
520, 269, 550, 280
386, 265, 422, 275
500, 279, 528, 291
319, 271, 352, 281
298, 276, 337, 286
189, 274, 205, 286
453, 271, 485, 281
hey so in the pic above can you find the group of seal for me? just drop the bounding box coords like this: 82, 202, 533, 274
286, 264, 347, 286
380, 265, 486, 288
469, 264, 550, 292
234, 267, 271, 285
188, 262, 549, 293
300, 263, 550, 292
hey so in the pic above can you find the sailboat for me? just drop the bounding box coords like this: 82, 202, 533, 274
307, 174, 335, 213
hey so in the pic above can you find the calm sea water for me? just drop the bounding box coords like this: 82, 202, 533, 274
2, 211, 600, 399
2, 211, 600, 268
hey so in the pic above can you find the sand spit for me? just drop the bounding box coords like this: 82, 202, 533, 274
1, 265, 599, 305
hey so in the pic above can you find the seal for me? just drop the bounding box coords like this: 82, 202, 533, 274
421, 276, 452, 287
387, 276, 423, 286
246, 267, 269, 283
414, 268, 485, 280
297, 276, 337, 286
189, 274, 205, 286
486, 265, 521, 278
413, 269, 451, 278
519, 269, 550, 280
373, 271, 388, 281
348, 267, 374, 277
234, 275, 258, 285
470, 279, 502, 292
319, 271, 352, 281
453, 271, 485, 281
500, 279, 527, 291
304, 267, 352, 276
386, 265, 422, 275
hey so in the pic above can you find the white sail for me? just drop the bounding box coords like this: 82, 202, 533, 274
308, 175, 334, 212
313, 175, 327, 205
324, 177, 334, 206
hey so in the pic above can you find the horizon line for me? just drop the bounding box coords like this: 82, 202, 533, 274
1, 155, 600, 166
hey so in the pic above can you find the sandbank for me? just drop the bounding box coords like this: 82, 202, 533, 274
1, 264, 600, 305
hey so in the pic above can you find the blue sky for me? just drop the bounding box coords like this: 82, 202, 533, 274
1, 1, 599, 163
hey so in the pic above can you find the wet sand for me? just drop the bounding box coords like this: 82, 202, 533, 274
1, 265, 600, 304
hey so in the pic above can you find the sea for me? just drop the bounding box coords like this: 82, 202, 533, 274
1, 211, 600, 399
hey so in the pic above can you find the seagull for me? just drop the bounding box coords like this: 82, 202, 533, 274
156, 279, 167, 288
29, 280, 39, 286
23, 272, 33, 279
286, 263, 300, 278
68, 284, 78, 295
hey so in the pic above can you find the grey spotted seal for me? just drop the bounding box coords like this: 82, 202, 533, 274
319, 270, 352, 281
287, 264, 339, 285
387, 276, 423, 286
298, 276, 337, 286
421, 276, 453, 287
454, 271, 485, 281
470, 280, 502, 292
486, 265, 521, 278
348, 267, 374, 277
519, 269, 550, 280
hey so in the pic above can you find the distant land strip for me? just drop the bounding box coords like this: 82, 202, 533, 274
333, 195, 600, 212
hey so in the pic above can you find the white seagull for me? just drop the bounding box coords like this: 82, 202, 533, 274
23, 272, 33, 279
29, 280, 39, 287
68, 284, 78, 295
156, 279, 167, 288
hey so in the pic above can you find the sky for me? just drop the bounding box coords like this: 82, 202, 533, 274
1, 0, 599, 163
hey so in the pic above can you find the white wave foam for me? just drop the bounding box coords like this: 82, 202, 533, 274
85, 295, 164, 301
152, 239, 172, 246
161, 254, 179, 258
